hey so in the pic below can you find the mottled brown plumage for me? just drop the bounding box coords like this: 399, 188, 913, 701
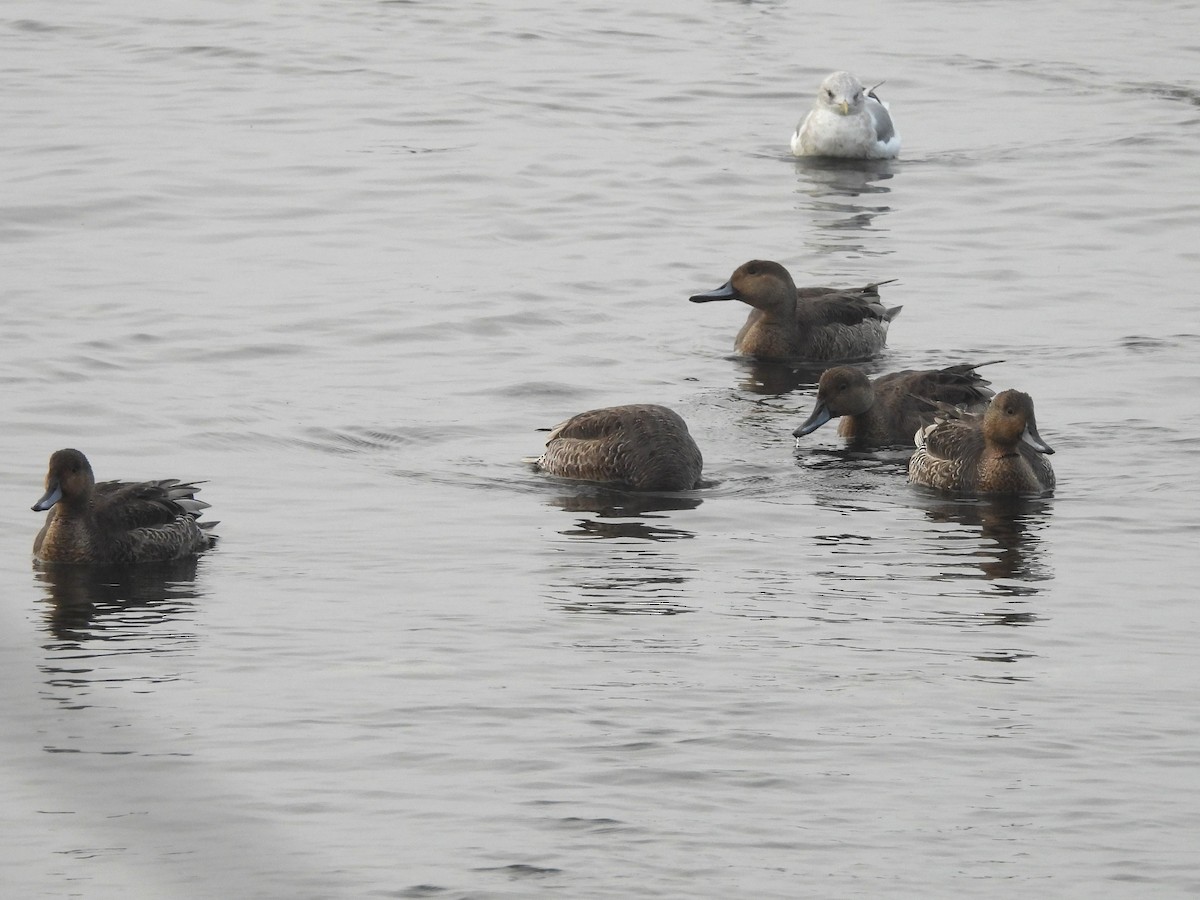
794, 363, 996, 447
689, 260, 899, 362
534, 404, 703, 491
32, 448, 218, 564
908, 390, 1056, 495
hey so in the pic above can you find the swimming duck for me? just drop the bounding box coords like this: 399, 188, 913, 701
908, 390, 1056, 495
794, 362, 996, 447
791, 71, 900, 159
533, 404, 703, 491
689, 260, 900, 362
32, 448, 218, 563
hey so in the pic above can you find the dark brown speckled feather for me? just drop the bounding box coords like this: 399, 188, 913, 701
32, 448, 218, 564
535, 404, 703, 492
794, 362, 996, 447
908, 390, 1056, 495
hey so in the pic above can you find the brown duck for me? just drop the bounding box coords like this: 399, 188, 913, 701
32, 448, 218, 563
689, 259, 900, 362
908, 390, 1056, 495
533, 404, 703, 492
794, 362, 996, 447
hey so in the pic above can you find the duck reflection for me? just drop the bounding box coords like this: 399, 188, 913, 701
547, 487, 701, 541
543, 487, 701, 615
920, 494, 1054, 588
738, 359, 823, 396
35, 558, 204, 645
738, 357, 890, 397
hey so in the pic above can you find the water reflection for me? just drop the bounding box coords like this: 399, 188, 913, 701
737, 357, 891, 397
738, 359, 821, 396
794, 156, 897, 198
546, 487, 701, 541
35, 560, 203, 645
918, 493, 1055, 588
798, 451, 1052, 632
794, 157, 896, 256
542, 488, 700, 614
549, 554, 696, 616
797, 444, 912, 497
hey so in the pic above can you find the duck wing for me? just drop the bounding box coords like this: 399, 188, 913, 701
545, 405, 685, 445
92, 479, 210, 532
545, 409, 621, 444
919, 419, 975, 460
796, 282, 899, 327
901, 363, 998, 411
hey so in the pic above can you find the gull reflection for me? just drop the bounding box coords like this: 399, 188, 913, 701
794, 157, 897, 256
794, 156, 897, 199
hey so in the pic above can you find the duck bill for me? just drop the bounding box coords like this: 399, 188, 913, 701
1021, 423, 1054, 455
688, 281, 738, 303
33, 482, 63, 512
793, 401, 832, 438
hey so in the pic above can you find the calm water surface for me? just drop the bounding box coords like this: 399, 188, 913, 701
3, 1, 1199, 897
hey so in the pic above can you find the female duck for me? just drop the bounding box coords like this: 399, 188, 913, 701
533, 404, 703, 492
794, 362, 995, 447
32, 448, 217, 563
689, 260, 899, 362
908, 390, 1056, 495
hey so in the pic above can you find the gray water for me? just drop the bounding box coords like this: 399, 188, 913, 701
3, 1, 1200, 897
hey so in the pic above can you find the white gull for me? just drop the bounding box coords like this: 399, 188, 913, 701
791, 70, 900, 159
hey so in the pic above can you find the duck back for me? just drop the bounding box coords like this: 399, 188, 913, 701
536, 404, 703, 492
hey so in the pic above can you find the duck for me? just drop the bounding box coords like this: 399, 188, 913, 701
689, 260, 900, 362
791, 70, 900, 159
532, 404, 703, 492
908, 390, 1056, 495
794, 362, 996, 447
32, 448, 218, 563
